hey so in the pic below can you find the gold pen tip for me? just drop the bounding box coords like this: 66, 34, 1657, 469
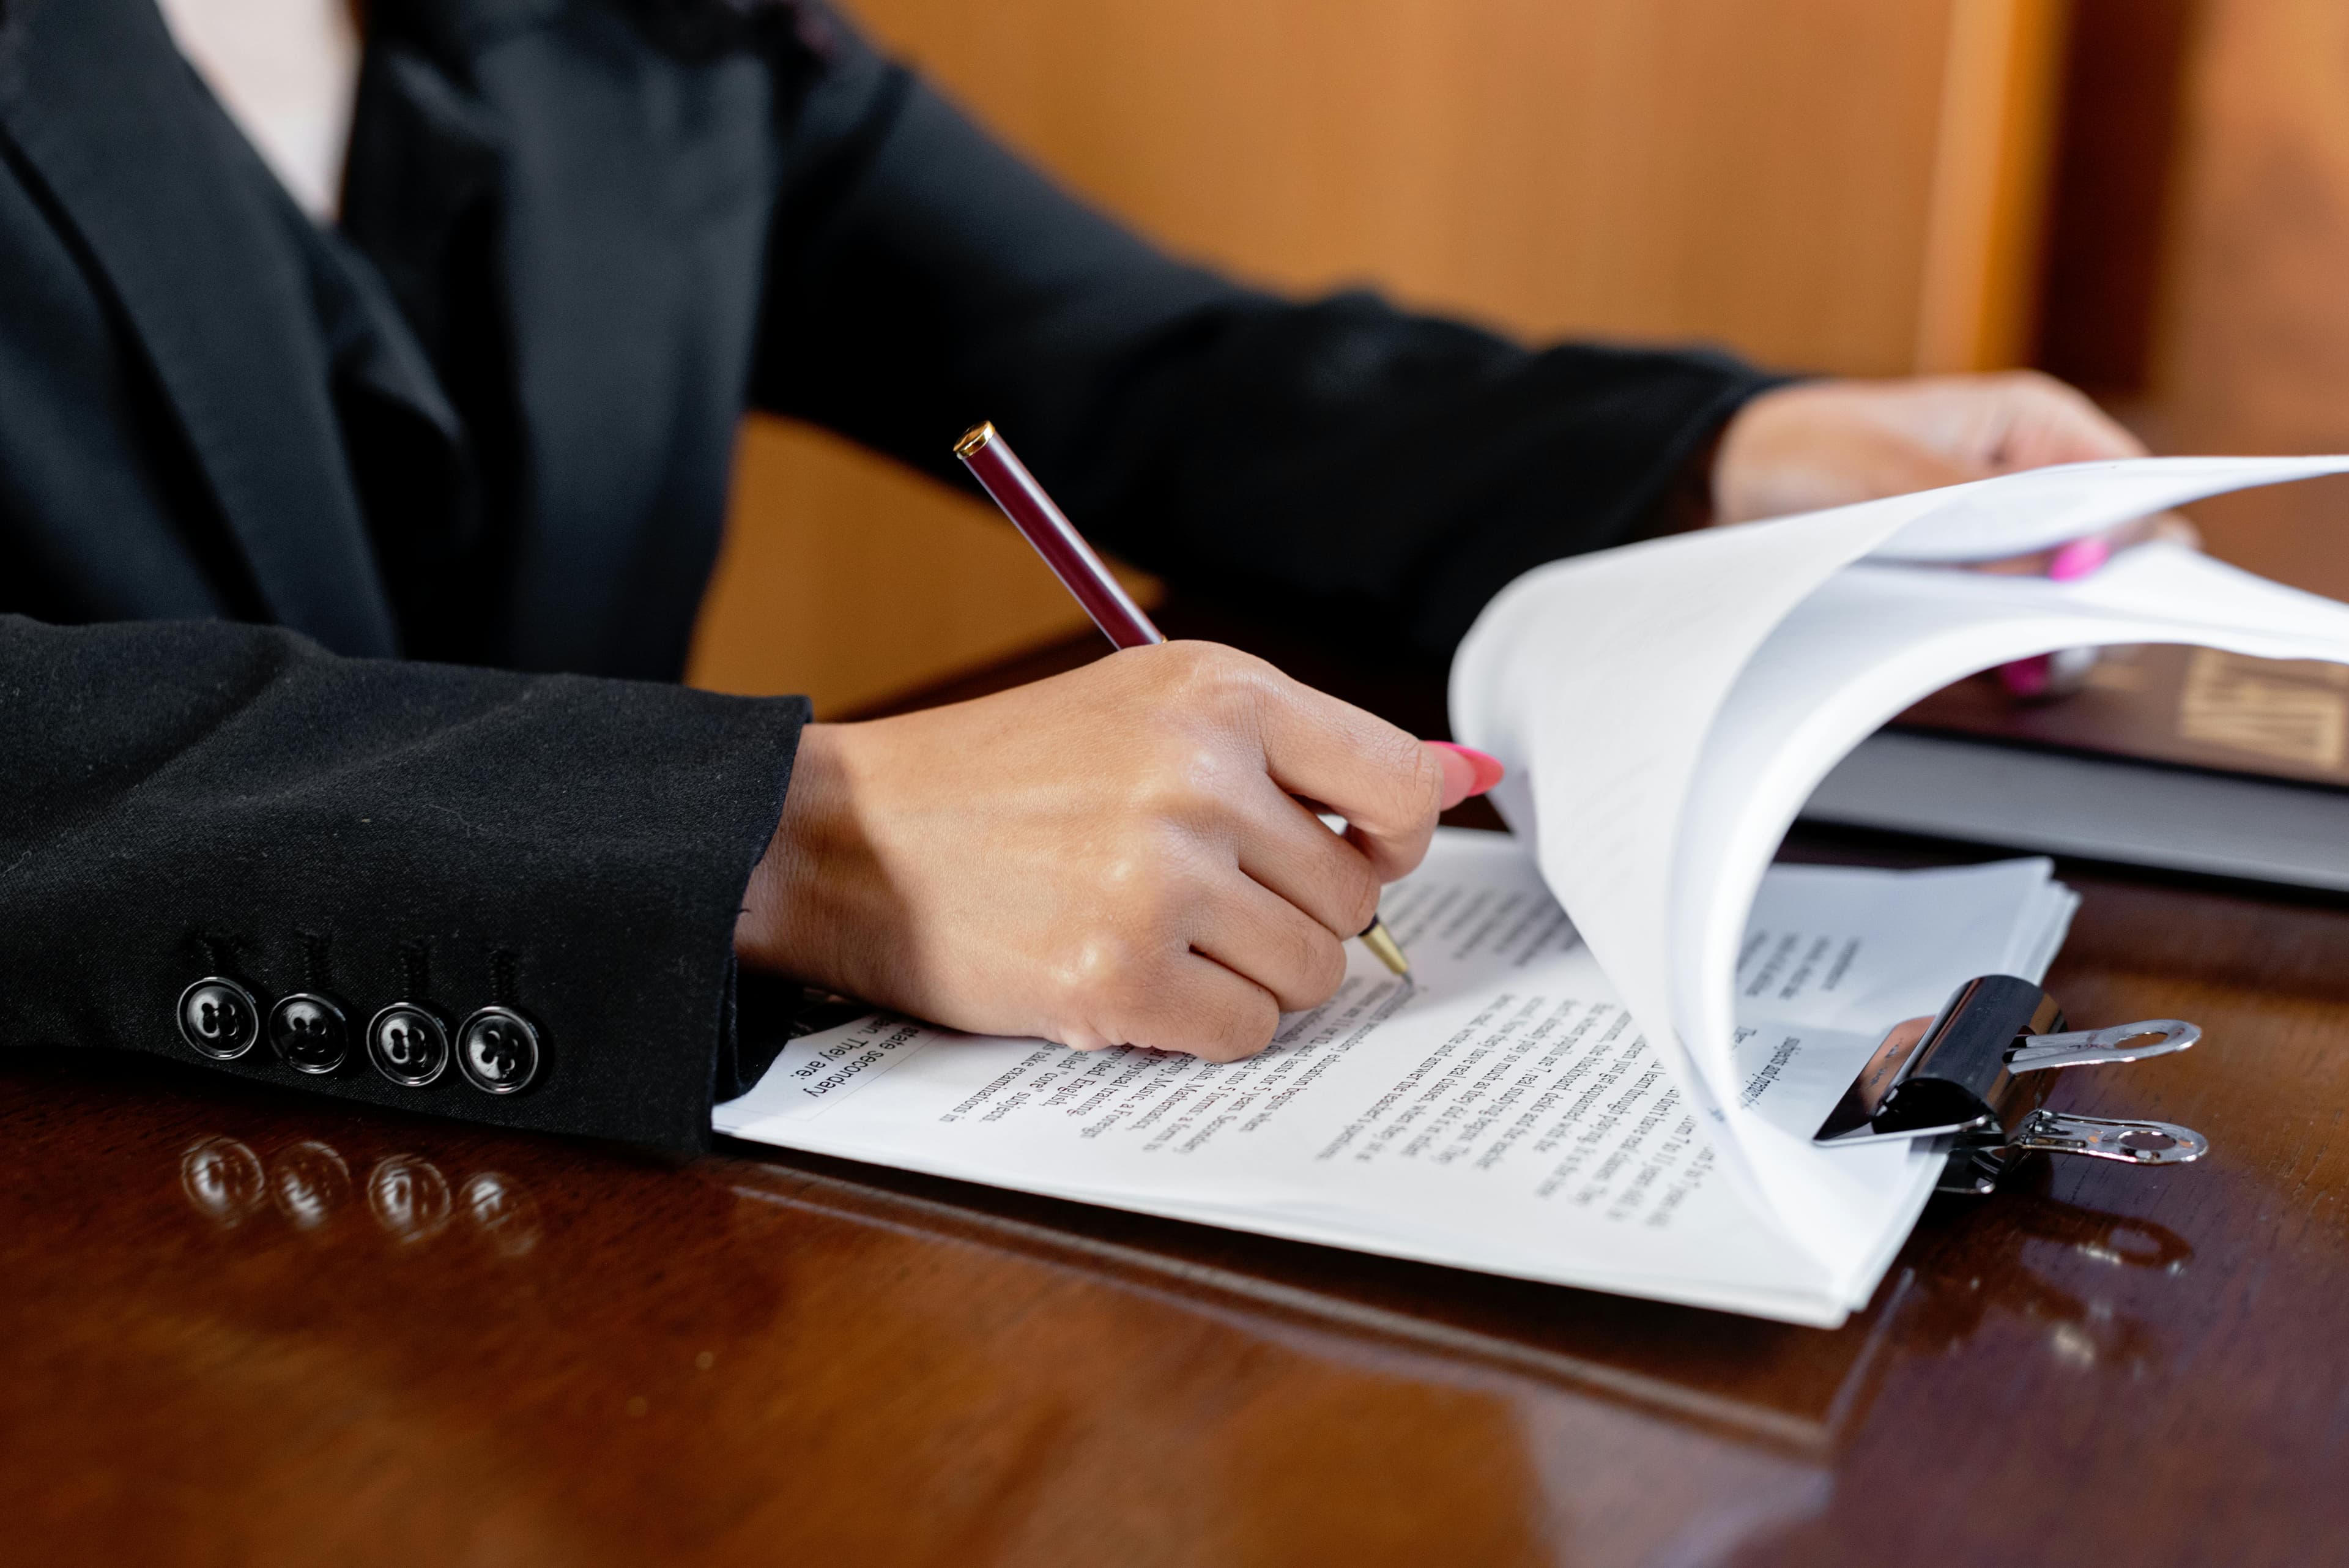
954, 422, 996, 459
1359, 919, 1411, 977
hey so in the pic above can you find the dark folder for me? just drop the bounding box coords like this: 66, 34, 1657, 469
1803, 644, 2349, 890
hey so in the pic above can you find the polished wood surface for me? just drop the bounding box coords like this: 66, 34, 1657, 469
689, 0, 2070, 716
11, 606, 2349, 1564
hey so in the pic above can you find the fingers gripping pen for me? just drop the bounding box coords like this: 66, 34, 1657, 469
954, 421, 1414, 978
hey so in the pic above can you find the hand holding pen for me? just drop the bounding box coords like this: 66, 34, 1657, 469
737, 611, 1498, 1065
955, 420, 1503, 982
731, 423, 1502, 1064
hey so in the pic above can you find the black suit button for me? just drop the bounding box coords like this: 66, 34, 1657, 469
457, 1006, 541, 1094
268, 992, 350, 1075
178, 978, 260, 1060
366, 1003, 450, 1088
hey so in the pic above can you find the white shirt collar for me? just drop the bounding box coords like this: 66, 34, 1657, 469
153, 0, 362, 223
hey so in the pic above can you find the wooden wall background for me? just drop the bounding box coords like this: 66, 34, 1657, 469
693, 0, 2349, 714
2118, 0, 2349, 603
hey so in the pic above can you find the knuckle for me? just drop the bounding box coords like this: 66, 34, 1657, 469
1131, 745, 1229, 823
1157, 639, 1222, 680
1158, 638, 1229, 688
1096, 825, 1187, 893
1156, 971, 1280, 1065
1177, 740, 1228, 788
1165, 641, 1274, 717
1296, 927, 1348, 1005
1096, 838, 1152, 889
2003, 368, 2076, 406
1357, 729, 1443, 836
1054, 932, 1148, 1024
1406, 739, 1447, 812
1100, 846, 1200, 935
1215, 992, 1280, 1061
1337, 858, 1384, 934
1061, 931, 1131, 994
1094, 848, 1150, 908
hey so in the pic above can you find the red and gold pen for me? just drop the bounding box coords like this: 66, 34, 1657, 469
954, 420, 1412, 978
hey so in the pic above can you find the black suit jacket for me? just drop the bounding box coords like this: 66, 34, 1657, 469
0, 0, 1775, 1151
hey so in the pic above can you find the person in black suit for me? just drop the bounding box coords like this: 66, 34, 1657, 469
0, 0, 2156, 1152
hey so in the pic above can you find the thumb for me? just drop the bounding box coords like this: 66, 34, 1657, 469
1426, 741, 1505, 809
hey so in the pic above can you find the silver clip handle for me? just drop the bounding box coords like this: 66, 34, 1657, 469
2006, 1019, 2200, 1072
2004, 1109, 2208, 1165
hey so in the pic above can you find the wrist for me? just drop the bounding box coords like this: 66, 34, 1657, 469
737, 721, 868, 986
1709, 379, 1823, 527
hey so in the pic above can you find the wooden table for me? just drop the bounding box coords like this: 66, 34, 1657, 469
7, 602, 2347, 1565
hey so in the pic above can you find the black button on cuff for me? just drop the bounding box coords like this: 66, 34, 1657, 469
367, 1003, 450, 1088
178, 978, 261, 1061
457, 1006, 541, 1094
269, 992, 351, 1075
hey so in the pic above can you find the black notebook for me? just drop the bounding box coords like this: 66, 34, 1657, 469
1805, 644, 2349, 890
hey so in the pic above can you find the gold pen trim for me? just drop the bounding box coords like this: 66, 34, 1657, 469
954, 421, 997, 459
1358, 916, 1411, 977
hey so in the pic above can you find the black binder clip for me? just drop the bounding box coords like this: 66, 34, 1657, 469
1813, 974, 2208, 1195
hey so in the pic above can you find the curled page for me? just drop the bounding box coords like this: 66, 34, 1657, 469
1450, 455, 2349, 1276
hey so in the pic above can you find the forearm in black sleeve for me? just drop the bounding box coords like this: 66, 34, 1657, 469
0, 615, 804, 1154
752, 17, 1785, 656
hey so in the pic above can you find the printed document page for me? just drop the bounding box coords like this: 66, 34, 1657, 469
1663, 540, 2349, 1274
721, 831, 2073, 1326
1450, 455, 2349, 1275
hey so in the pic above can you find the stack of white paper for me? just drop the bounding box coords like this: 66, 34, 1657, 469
720, 831, 2073, 1324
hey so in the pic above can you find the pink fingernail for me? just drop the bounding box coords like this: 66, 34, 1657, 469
1999, 655, 2052, 697
1427, 741, 1506, 797
2049, 536, 2110, 582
